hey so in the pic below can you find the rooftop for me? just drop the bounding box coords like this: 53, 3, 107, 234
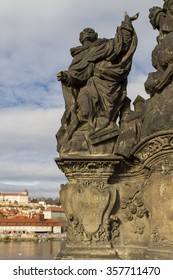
45, 206, 65, 212
0, 189, 29, 197
0, 216, 63, 227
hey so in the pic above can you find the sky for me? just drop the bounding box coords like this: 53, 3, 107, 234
0, 0, 163, 198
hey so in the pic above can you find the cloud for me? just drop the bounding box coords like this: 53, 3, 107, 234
0, 0, 163, 197
0, 0, 162, 108
0, 107, 66, 197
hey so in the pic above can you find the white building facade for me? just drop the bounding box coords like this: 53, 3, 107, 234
0, 189, 29, 204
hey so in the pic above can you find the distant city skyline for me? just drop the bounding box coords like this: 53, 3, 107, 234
0, 0, 163, 197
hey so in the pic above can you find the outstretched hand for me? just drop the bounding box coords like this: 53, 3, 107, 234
57, 71, 68, 82
124, 12, 139, 22
57, 71, 74, 86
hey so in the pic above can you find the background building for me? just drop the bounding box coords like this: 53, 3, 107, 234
0, 189, 29, 204
43, 206, 66, 220
0, 214, 62, 234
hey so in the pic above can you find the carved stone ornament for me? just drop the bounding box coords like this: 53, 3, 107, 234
60, 181, 118, 245
152, 156, 173, 175
142, 155, 173, 246
120, 184, 149, 235
132, 131, 173, 166
55, 157, 120, 181
151, 224, 173, 247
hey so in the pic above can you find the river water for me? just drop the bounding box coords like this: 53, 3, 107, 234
0, 240, 65, 260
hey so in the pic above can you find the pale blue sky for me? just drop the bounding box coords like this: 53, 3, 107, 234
0, 0, 163, 197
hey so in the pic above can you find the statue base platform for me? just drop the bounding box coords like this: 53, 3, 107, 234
55, 132, 173, 259
55, 245, 120, 260
55, 245, 173, 260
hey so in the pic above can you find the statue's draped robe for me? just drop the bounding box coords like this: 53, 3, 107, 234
57, 25, 137, 150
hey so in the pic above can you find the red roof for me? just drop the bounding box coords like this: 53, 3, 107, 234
0, 216, 63, 227
45, 206, 64, 212
0, 189, 28, 197
0, 209, 18, 217
0, 193, 27, 197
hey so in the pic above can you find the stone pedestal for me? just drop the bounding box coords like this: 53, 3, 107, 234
55, 246, 120, 260
55, 132, 173, 259
55, 156, 121, 259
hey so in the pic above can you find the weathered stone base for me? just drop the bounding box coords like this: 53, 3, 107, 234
117, 246, 173, 260
55, 245, 173, 260
55, 132, 173, 259
55, 245, 120, 260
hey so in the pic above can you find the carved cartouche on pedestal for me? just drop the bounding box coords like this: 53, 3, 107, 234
54, 156, 129, 260
55, 157, 120, 248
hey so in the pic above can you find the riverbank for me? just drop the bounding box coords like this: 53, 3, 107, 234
0, 233, 66, 242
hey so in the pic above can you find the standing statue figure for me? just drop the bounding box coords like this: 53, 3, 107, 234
56, 13, 138, 155
142, 0, 173, 137
145, 0, 173, 96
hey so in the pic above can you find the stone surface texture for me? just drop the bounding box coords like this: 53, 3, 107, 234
55, 2, 173, 259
